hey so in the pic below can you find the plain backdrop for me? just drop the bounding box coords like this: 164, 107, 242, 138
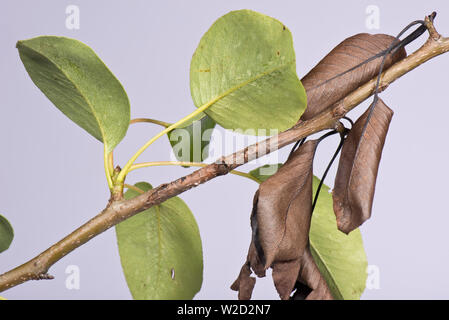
1, 0, 449, 299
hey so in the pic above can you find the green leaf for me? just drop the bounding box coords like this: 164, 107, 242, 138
116, 182, 203, 299
17, 36, 130, 152
167, 113, 216, 163
249, 164, 282, 183
190, 10, 307, 134
0, 214, 14, 253
310, 177, 368, 299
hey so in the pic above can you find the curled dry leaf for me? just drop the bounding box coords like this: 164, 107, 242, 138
291, 247, 333, 300
256, 140, 317, 270
300, 33, 406, 120
232, 140, 332, 300
333, 98, 393, 234
230, 262, 256, 300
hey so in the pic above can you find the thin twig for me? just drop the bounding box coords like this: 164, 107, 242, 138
124, 184, 145, 194
128, 161, 260, 183
129, 118, 172, 128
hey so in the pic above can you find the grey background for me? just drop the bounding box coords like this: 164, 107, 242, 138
1, 0, 448, 299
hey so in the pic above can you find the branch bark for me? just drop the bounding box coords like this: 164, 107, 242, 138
1, 15, 448, 293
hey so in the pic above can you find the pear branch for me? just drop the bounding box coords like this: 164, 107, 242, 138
0, 14, 447, 293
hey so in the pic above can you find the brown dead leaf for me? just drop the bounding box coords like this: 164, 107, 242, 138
291, 247, 333, 300
232, 140, 333, 300
300, 33, 405, 120
333, 98, 393, 234
230, 261, 256, 300
255, 140, 317, 271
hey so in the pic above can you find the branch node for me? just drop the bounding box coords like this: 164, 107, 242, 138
334, 121, 346, 135
378, 81, 389, 92
332, 102, 346, 118
215, 161, 231, 176
32, 273, 54, 281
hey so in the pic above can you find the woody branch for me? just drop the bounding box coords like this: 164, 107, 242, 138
0, 14, 447, 292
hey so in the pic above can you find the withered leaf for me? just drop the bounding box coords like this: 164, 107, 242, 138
333, 98, 393, 234
230, 262, 256, 300
232, 140, 333, 300
230, 193, 263, 300
300, 33, 406, 121
291, 246, 333, 300
256, 140, 317, 271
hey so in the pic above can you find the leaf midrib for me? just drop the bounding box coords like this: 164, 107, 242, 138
197, 59, 296, 110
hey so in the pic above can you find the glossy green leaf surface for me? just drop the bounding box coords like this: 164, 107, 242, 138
190, 10, 307, 134
17, 36, 130, 151
116, 182, 203, 299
